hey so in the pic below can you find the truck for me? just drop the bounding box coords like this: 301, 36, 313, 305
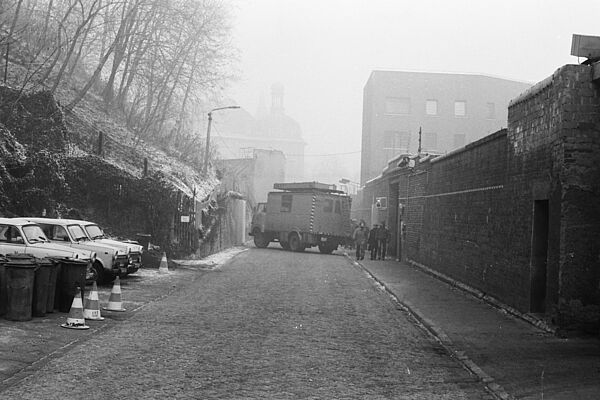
250, 182, 353, 254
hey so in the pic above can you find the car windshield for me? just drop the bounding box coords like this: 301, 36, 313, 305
67, 225, 89, 241
85, 224, 105, 239
22, 225, 49, 243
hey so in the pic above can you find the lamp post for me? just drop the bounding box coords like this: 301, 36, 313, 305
203, 105, 240, 175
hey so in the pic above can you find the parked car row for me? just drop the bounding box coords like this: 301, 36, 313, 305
0, 217, 143, 284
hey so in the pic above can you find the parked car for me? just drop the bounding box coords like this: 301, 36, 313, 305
70, 219, 143, 275
26, 218, 130, 283
0, 218, 96, 281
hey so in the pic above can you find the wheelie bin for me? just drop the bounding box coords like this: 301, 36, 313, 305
45, 258, 60, 313
55, 258, 87, 313
4, 254, 38, 321
0, 255, 8, 316
31, 257, 57, 317
135, 233, 151, 251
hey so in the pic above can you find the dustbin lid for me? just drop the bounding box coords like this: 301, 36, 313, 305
36, 257, 55, 267
53, 257, 87, 265
5, 254, 38, 268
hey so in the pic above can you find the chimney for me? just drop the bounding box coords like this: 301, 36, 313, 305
271, 83, 284, 114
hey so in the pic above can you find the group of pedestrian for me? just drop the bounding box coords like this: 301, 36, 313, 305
352, 220, 390, 261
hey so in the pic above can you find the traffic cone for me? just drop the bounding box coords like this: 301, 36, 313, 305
60, 288, 89, 330
159, 252, 169, 273
102, 276, 126, 312
83, 281, 105, 321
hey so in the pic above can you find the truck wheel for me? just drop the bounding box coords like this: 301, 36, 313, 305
280, 241, 290, 250
253, 229, 269, 248
288, 233, 304, 252
318, 243, 335, 254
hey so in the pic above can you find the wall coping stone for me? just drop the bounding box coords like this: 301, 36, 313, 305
431, 129, 507, 165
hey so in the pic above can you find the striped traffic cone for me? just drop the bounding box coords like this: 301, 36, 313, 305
102, 276, 126, 312
61, 288, 89, 330
159, 252, 169, 273
83, 281, 105, 321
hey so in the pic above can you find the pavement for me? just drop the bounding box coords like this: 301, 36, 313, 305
348, 255, 600, 400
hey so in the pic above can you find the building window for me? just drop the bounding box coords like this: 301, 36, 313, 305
454, 101, 466, 117
425, 99, 438, 115
422, 132, 437, 151
323, 199, 333, 213
383, 131, 409, 151
281, 194, 292, 213
385, 97, 410, 115
383, 131, 409, 160
335, 200, 341, 214
486, 102, 495, 119
453, 134, 466, 149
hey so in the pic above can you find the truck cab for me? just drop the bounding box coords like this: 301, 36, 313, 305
250, 182, 352, 254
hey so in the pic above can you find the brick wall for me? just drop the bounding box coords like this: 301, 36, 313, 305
507, 65, 600, 317
407, 132, 512, 304
358, 64, 600, 327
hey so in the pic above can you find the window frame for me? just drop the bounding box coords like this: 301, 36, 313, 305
0, 224, 25, 244
384, 97, 411, 115
422, 132, 438, 151
454, 100, 467, 117
383, 130, 410, 151
425, 99, 438, 116
280, 194, 293, 213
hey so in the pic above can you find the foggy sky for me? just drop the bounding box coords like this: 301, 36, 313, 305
226, 0, 600, 183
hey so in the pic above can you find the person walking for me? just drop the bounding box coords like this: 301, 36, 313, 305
377, 222, 390, 260
352, 220, 368, 260
368, 224, 379, 260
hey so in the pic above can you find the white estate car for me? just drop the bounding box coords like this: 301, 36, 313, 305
26, 218, 129, 283
0, 218, 95, 280
71, 220, 143, 275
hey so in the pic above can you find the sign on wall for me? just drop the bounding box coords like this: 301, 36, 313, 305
375, 197, 388, 209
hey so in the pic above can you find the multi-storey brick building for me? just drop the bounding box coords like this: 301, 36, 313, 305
360, 70, 531, 185
358, 64, 600, 331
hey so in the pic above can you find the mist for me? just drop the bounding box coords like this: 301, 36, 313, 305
226, 0, 600, 184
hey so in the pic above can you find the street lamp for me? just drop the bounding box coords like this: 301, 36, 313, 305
203, 105, 240, 175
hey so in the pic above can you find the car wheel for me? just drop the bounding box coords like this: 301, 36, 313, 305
253, 228, 269, 248
92, 261, 104, 284
288, 233, 304, 252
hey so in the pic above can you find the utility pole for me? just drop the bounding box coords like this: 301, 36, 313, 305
417, 127, 422, 155
203, 112, 213, 175
202, 105, 240, 176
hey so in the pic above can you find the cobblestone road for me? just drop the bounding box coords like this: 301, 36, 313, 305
0, 246, 492, 399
